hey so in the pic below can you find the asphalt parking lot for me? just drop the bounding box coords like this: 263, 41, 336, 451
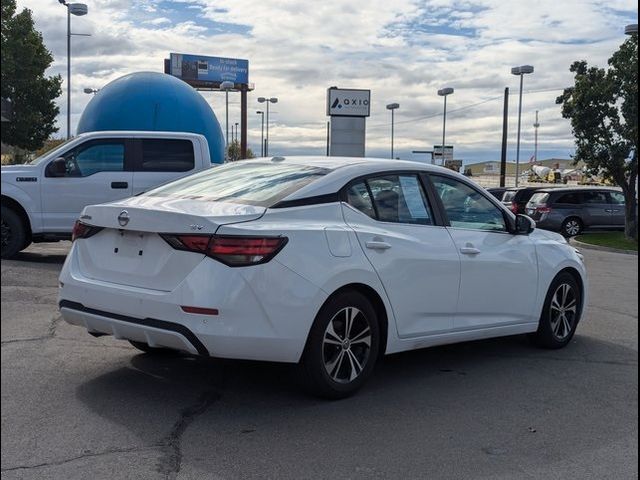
1, 242, 637, 480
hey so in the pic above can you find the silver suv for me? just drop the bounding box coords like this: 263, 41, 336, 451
525, 187, 625, 236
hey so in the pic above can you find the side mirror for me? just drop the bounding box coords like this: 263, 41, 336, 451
46, 157, 67, 177
515, 214, 535, 235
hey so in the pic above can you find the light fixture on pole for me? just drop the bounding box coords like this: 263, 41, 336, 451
220, 81, 234, 155
511, 65, 534, 187
256, 110, 264, 157
257, 97, 278, 156
625, 24, 638, 35
83, 88, 99, 95
437, 87, 454, 166
59, 1, 88, 140
386, 103, 399, 159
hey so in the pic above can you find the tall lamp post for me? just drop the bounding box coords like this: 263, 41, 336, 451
256, 111, 264, 156
59, 1, 88, 140
533, 110, 540, 164
511, 65, 534, 186
386, 103, 399, 159
437, 87, 454, 166
220, 81, 234, 155
257, 97, 278, 156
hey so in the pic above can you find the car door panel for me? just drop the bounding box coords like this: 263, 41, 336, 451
40, 139, 133, 232
429, 174, 539, 329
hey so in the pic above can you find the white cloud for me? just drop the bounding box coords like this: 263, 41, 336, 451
15, 0, 638, 162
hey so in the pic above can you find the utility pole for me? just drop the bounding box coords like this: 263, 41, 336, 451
533, 110, 540, 164
500, 87, 509, 187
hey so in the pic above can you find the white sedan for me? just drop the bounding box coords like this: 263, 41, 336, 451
58, 156, 587, 398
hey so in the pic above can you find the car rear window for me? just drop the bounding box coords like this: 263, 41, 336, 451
146, 162, 329, 207
502, 191, 516, 202
528, 192, 549, 206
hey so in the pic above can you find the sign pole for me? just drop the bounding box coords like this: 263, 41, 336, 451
241, 85, 247, 159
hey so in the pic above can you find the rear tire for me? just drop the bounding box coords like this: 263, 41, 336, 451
300, 291, 380, 399
1, 206, 27, 259
129, 340, 178, 355
561, 217, 583, 237
530, 272, 582, 349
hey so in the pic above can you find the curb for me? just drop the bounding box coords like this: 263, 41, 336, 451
570, 238, 638, 256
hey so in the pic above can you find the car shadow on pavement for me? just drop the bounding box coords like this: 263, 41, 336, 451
75, 332, 637, 437
9, 251, 68, 265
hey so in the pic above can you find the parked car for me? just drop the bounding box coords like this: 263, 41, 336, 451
525, 187, 625, 237
502, 186, 556, 214
1, 131, 216, 258
486, 187, 509, 200
58, 157, 587, 398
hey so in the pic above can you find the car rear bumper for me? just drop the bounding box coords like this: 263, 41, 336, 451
58, 244, 327, 363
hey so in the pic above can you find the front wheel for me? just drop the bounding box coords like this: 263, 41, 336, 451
300, 291, 380, 399
530, 272, 582, 349
1, 206, 27, 259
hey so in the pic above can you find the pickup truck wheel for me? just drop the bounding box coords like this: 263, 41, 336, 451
1, 206, 26, 259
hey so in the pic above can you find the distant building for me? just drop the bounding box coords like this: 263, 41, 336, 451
464, 158, 583, 176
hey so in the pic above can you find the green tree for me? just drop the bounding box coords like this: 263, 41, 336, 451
557, 35, 638, 240
1, 0, 62, 152
226, 140, 256, 161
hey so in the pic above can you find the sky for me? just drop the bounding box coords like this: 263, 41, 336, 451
16, 0, 639, 164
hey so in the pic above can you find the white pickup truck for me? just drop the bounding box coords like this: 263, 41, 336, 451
1, 130, 215, 258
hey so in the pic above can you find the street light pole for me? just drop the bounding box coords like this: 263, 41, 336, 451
386, 103, 399, 159
256, 111, 264, 156
533, 110, 539, 164
59, 1, 88, 140
437, 87, 454, 166
511, 65, 534, 187
257, 97, 278, 156
220, 81, 234, 157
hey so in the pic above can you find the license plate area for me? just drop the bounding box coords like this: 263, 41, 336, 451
113, 230, 148, 258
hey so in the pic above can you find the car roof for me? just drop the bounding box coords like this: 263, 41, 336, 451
535, 186, 622, 194
242, 156, 463, 201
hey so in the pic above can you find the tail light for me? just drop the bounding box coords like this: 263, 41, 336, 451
510, 202, 519, 214
161, 234, 288, 267
535, 205, 552, 214
71, 221, 103, 241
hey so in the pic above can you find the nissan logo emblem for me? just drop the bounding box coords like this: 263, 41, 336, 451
117, 210, 130, 227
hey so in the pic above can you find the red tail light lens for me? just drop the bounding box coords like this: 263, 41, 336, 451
71, 221, 103, 242
536, 205, 552, 213
161, 234, 288, 267
510, 202, 519, 214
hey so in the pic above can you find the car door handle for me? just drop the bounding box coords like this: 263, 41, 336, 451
365, 240, 392, 250
460, 247, 481, 255
111, 182, 128, 189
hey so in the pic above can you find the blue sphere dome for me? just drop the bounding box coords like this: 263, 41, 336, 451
77, 72, 224, 163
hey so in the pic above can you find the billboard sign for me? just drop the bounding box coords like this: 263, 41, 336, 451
327, 88, 371, 117
433, 145, 454, 162
169, 53, 249, 85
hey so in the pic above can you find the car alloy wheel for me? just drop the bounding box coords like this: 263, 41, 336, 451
322, 307, 372, 383
549, 283, 578, 341
563, 219, 581, 236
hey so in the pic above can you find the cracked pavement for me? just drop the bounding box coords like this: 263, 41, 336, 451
1, 242, 638, 479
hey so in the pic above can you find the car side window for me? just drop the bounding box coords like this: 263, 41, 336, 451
557, 193, 581, 204
583, 191, 609, 204
139, 139, 195, 172
346, 174, 434, 225
346, 182, 375, 219
61, 141, 125, 177
609, 192, 625, 205
431, 175, 507, 232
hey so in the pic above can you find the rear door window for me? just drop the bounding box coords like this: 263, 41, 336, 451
556, 193, 581, 204
139, 139, 195, 172
583, 191, 609, 204
502, 191, 516, 202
